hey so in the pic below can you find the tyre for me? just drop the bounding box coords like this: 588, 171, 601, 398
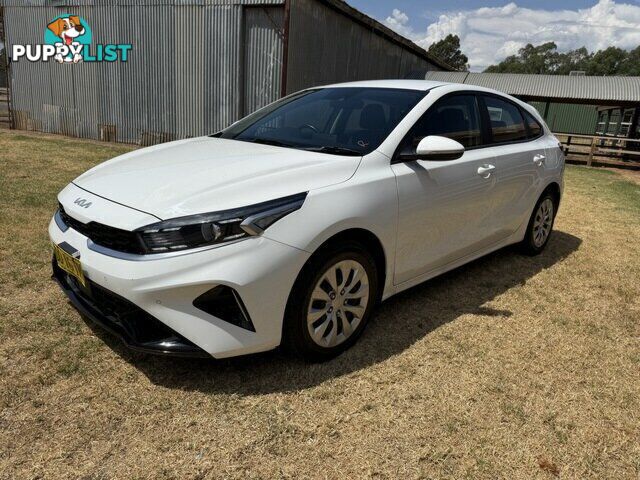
520, 191, 557, 256
283, 241, 379, 362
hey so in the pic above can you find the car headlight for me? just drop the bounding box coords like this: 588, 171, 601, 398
136, 192, 307, 253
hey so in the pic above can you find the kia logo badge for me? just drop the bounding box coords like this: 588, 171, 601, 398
74, 197, 92, 208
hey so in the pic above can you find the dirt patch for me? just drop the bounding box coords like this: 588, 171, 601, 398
604, 167, 640, 186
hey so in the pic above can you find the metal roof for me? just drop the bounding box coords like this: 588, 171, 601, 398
425, 72, 640, 105
320, 0, 453, 71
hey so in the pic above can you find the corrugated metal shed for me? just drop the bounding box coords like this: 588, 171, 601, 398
1, 0, 284, 6
529, 101, 598, 135
285, 0, 444, 94
2, 0, 449, 144
243, 6, 284, 114
425, 72, 640, 105
4, 1, 283, 143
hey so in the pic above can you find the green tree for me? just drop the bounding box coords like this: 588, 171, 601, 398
588, 47, 628, 75
484, 42, 640, 76
556, 47, 592, 75
484, 55, 527, 74
428, 34, 469, 71
619, 46, 640, 76
485, 42, 560, 74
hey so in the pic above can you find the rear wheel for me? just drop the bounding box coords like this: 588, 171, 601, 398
520, 192, 556, 255
283, 242, 378, 361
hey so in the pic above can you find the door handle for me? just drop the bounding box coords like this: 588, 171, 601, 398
533, 154, 546, 166
477, 164, 495, 178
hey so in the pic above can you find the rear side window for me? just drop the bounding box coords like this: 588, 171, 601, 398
402, 94, 483, 150
483, 96, 528, 143
523, 110, 543, 138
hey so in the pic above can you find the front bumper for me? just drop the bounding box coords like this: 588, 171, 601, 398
52, 258, 209, 357
49, 216, 310, 358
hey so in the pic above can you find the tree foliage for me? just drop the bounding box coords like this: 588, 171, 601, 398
428, 34, 469, 71
484, 42, 640, 76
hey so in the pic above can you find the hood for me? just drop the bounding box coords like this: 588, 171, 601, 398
73, 137, 361, 219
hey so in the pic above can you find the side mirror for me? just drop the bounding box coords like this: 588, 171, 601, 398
399, 135, 465, 162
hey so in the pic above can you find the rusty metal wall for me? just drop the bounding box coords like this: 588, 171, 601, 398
243, 6, 284, 116
3, 0, 284, 144
285, 0, 443, 94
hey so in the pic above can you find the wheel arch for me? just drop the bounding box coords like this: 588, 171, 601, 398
281, 227, 388, 353
542, 181, 562, 209
308, 228, 387, 300
286, 227, 388, 309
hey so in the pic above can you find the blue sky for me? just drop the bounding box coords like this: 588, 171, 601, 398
349, 0, 601, 24
346, 0, 640, 70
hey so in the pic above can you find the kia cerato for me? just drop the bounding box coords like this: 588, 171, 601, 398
50, 80, 564, 361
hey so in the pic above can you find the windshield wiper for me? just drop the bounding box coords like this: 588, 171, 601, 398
243, 137, 295, 148
301, 146, 362, 156
241, 138, 362, 156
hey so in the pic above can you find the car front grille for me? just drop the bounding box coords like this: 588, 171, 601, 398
58, 204, 146, 255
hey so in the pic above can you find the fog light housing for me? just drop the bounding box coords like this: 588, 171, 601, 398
193, 285, 255, 332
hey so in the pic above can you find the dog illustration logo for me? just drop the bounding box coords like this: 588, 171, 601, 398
45, 15, 92, 63
11, 15, 131, 64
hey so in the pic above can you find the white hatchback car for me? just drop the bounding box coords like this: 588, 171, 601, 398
50, 80, 564, 361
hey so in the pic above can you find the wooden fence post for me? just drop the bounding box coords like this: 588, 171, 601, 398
587, 137, 596, 167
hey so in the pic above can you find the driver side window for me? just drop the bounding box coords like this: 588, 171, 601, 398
400, 94, 482, 155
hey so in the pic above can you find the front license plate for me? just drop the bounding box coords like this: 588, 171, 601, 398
53, 242, 86, 287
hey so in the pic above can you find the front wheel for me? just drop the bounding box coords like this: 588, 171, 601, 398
520, 192, 557, 255
283, 243, 379, 362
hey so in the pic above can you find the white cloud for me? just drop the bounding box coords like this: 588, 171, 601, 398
383, 0, 640, 71
385, 8, 413, 37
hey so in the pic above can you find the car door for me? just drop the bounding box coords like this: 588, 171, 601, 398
391, 93, 499, 285
479, 95, 545, 238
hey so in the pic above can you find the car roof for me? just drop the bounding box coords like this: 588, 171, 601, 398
317, 79, 449, 91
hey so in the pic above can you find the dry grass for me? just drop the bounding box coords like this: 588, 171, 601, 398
1, 129, 639, 479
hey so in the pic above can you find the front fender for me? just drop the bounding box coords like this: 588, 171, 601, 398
263, 153, 398, 297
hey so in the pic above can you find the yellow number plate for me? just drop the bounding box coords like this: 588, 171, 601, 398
53, 243, 86, 287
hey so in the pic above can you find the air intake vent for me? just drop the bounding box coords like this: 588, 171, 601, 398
193, 286, 255, 332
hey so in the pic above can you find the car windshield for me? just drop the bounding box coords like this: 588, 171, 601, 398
217, 87, 428, 156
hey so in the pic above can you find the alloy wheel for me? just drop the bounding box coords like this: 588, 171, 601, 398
533, 198, 554, 247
